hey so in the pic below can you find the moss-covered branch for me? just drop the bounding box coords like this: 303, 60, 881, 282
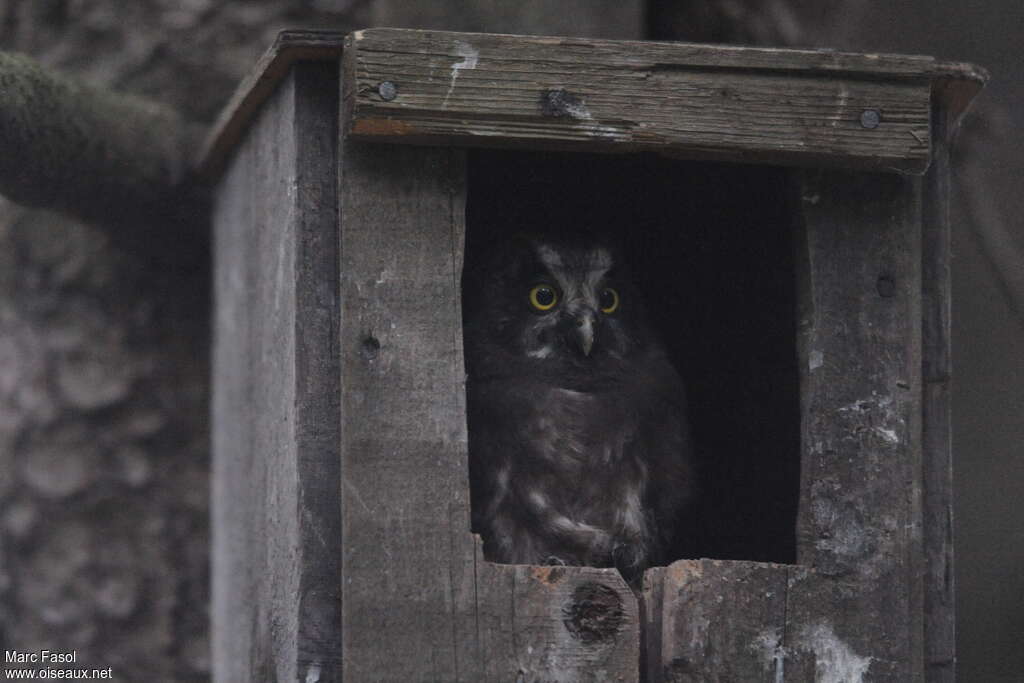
0, 51, 206, 255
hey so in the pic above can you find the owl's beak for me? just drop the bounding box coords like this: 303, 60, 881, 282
574, 312, 595, 357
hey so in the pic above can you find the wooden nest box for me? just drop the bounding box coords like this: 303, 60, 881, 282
204, 28, 985, 682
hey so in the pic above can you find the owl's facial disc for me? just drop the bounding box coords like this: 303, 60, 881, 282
515, 242, 636, 361
535, 244, 616, 358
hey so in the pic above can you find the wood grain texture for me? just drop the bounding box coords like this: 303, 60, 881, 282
474, 560, 640, 682
921, 99, 955, 682
198, 30, 347, 180
648, 560, 788, 682
198, 29, 984, 182
338, 139, 471, 681
641, 567, 666, 682
344, 28, 938, 173
782, 567, 877, 682
212, 62, 341, 683
794, 169, 924, 680
337, 137, 639, 682
643, 560, 912, 682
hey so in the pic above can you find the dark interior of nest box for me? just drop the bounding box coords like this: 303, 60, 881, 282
464, 149, 801, 565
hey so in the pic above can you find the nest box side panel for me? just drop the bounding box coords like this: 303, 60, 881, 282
212, 61, 342, 683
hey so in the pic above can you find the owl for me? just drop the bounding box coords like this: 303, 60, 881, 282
463, 233, 693, 585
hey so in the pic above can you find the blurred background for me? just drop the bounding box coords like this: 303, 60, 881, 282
0, 2, 1019, 680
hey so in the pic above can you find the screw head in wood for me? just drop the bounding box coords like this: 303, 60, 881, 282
876, 275, 896, 298
860, 109, 882, 129
378, 81, 398, 101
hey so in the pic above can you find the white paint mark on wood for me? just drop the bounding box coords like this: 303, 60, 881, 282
874, 426, 900, 444
751, 626, 786, 683
576, 122, 626, 139
831, 84, 850, 128
464, 129, 506, 136
809, 349, 824, 371
305, 663, 321, 683
837, 393, 894, 415
443, 41, 479, 108
798, 622, 872, 683
562, 98, 592, 120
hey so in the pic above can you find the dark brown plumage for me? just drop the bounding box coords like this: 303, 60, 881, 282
463, 234, 693, 585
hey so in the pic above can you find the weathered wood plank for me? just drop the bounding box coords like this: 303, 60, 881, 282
647, 560, 788, 682
344, 28, 936, 173
921, 97, 955, 682
794, 168, 924, 679
211, 72, 258, 683
290, 62, 344, 683
474, 559, 640, 682
337, 132, 640, 683
641, 567, 666, 683
338, 140, 472, 681
783, 568, 878, 682
198, 30, 347, 180
212, 62, 341, 683
644, 560, 921, 682
198, 29, 985, 181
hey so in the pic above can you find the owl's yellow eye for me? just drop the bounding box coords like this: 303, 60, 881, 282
599, 287, 619, 314
529, 284, 558, 311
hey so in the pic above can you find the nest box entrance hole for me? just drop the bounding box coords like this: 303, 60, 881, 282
463, 149, 801, 566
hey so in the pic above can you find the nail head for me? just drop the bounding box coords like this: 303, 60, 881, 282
378, 81, 398, 101
860, 109, 881, 129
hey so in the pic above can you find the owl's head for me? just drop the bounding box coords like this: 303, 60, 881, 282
465, 235, 651, 366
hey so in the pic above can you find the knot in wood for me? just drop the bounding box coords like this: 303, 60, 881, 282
359, 335, 380, 360
562, 582, 625, 643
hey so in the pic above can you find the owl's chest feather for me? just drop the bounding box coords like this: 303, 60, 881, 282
523, 387, 635, 468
